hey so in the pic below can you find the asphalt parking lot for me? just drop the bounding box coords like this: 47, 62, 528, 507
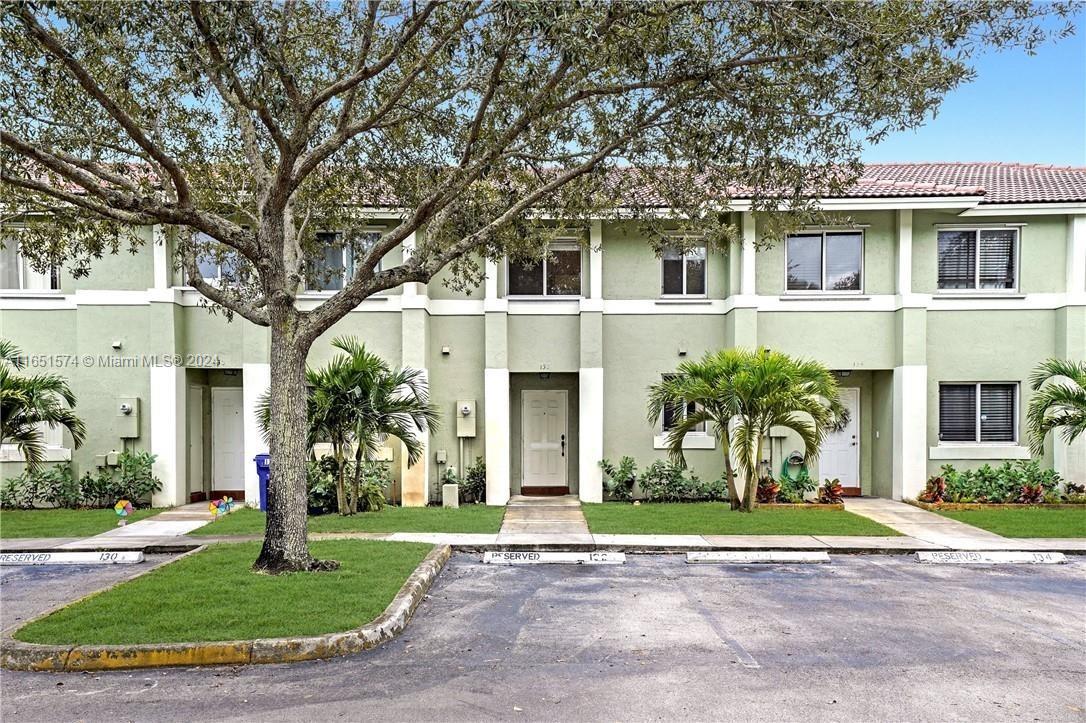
1, 553, 1084, 722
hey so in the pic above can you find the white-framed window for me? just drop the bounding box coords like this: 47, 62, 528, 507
937, 228, 1018, 291
938, 382, 1017, 443
305, 230, 381, 292
194, 232, 242, 286
1, 236, 60, 291
659, 375, 707, 434
785, 230, 863, 292
661, 241, 707, 296
507, 240, 582, 297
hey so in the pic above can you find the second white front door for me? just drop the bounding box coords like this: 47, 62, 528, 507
522, 390, 568, 488
820, 387, 860, 490
211, 387, 245, 491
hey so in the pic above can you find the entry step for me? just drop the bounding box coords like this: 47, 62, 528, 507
483, 551, 625, 565
916, 551, 1067, 565
0, 551, 145, 565
686, 551, 830, 564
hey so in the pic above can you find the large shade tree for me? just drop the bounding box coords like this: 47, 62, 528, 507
0, 1, 1073, 571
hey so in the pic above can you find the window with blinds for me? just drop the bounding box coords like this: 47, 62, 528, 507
785, 231, 862, 292
938, 383, 1017, 443
660, 376, 706, 433
937, 228, 1017, 290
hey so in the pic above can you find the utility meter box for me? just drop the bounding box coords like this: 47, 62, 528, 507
456, 400, 476, 438
116, 396, 140, 439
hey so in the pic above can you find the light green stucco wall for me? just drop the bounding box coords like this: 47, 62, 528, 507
601, 221, 729, 300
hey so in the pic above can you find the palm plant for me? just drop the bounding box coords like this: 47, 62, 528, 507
259, 336, 439, 514
648, 348, 845, 512
0, 339, 86, 467
1027, 358, 1086, 459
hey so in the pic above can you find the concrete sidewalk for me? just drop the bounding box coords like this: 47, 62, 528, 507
842, 497, 1050, 550
56, 502, 218, 551
496, 495, 593, 545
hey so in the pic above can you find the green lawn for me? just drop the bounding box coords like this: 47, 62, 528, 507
0, 508, 160, 538
582, 502, 900, 536
15, 540, 432, 645
190, 504, 505, 536
935, 507, 1086, 538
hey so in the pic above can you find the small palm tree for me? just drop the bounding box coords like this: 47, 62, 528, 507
1027, 358, 1086, 458
648, 347, 845, 512
0, 339, 86, 467
260, 337, 439, 514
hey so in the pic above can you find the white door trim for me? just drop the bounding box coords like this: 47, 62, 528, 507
521, 389, 568, 489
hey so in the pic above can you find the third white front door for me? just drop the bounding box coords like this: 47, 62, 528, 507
820, 387, 860, 490
522, 390, 568, 489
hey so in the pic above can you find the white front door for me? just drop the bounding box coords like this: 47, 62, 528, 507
821, 387, 860, 490
211, 387, 245, 491
522, 390, 568, 489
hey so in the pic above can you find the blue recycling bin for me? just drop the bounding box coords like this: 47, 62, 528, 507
254, 454, 271, 511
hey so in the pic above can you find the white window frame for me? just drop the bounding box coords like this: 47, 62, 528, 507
1, 231, 61, 293
935, 225, 1020, 294
660, 237, 708, 298
0, 423, 71, 462
505, 239, 584, 298
783, 229, 865, 295
937, 381, 1019, 446
303, 229, 384, 294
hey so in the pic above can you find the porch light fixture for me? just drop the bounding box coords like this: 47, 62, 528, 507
538, 372, 550, 380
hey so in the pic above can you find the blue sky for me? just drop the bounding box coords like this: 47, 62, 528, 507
862, 17, 1085, 166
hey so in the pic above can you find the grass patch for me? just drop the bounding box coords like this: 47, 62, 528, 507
582, 502, 900, 536
15, 540, 432, 645
0, 508, 160, 538
934, 507, 1086, 538
190, 504, 505, 536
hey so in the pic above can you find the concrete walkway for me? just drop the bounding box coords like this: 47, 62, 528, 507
496, 495, 593, 545
57, 502, 218, 551
843, 497, 1038, 550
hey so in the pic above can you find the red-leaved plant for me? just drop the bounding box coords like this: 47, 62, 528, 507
756, 476, 780, 504
817, 479, 844, 504
1017, 484, 1046, 505
919, 475, 947, 503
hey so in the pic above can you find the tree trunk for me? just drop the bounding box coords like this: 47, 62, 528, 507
253, 316, 338, 573
739, 434, 763, 513
722, 441, 741, 511
351, 439, 364, 514
335, 441, 349, 515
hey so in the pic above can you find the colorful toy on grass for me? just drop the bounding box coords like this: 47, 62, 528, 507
114, 499, 134, 527
208, 496, 235, 516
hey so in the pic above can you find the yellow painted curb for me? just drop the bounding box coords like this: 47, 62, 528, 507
2, 544, 452, 672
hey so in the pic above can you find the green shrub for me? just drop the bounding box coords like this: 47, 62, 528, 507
115, 451, 161, 504
353, 461, 390, 512
637, 460, 706, 502
777, 467, 815, 503
459, 457, 486, 504
940, 461, 1062, 504
600, 456, 637, 502
307, 456, 339, 514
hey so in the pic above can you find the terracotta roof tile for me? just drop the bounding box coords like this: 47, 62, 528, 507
853, 162, 1086, 204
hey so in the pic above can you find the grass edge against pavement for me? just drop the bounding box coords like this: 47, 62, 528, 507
0, 508, 160, 538
932, 506, 1086, 538
13, 540, 433, 645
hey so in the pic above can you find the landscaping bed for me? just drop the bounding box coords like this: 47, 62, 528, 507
190, 504, 505, 537
14, 540, 432, 645
0, 508, 160, 538
927, 506, 1086, 538
581, 502, 899, 536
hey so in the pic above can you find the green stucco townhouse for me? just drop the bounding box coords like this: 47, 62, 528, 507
2, 162, 1085, 507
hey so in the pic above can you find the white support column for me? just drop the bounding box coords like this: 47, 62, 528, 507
152, 225, 169, 290
740, 211, 756, 296
150, 365, 186, 508
242, 363, 271, 506
1068, 215, 1086, 296
589, 220, 603, 300
401, 231, 425, 297
896, 209, 913, 296
893, 365, 928, 500
578, 367, 604, 503
484, 258, 500, 304
484, 368, 511, 505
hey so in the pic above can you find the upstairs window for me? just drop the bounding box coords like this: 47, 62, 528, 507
661, 242, 706, 296
1, 237, 60, 291
939, 383, 1017, 443
937, 228, 1017, 291
508, 241, 582, 296
785, 231, 863, 292
194, 232, 242, 285
305, 231, 381, 292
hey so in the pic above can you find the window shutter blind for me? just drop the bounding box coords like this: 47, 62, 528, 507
786, 234, 822, 290
978, 230, 1016, 289
980, 384, 1016, 442
939, 385, 977, 441
938, 231, 976, 289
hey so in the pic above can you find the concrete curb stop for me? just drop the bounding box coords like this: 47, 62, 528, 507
0, 544, 452, 672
